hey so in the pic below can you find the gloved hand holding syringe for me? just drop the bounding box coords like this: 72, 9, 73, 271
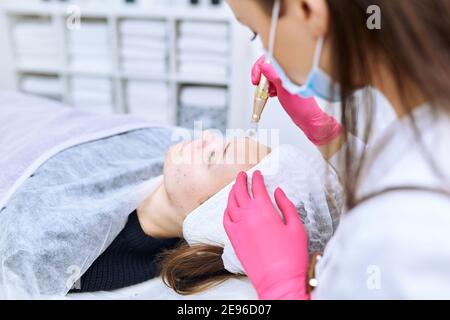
249, 0, 341, 148
249, 0, 280, 135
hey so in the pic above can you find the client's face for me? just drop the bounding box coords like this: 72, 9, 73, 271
164, 131, 271, 214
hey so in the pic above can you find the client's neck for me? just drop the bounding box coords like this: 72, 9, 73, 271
137, 183, 184, 239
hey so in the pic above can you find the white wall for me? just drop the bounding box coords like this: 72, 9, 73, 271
0, 1, 318, 150
0, 7, 14, 90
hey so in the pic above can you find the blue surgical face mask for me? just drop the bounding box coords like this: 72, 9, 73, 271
266, 4, 341, 102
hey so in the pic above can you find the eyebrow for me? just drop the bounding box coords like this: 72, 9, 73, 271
208, 141, 232, 169
223, 141, 232, 158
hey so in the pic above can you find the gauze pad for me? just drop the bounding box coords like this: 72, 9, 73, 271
183, 144, 343, 274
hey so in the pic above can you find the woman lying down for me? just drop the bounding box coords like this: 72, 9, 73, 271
71, 130, 341, 295
73, 130, 272, 293
2, 121, 341, 297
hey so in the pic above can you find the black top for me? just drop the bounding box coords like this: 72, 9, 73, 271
70, 210, 179, 293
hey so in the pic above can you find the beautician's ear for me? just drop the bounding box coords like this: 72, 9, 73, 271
288, 0, 330, 37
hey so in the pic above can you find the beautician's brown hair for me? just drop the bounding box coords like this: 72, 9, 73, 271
259, 0, 450, 208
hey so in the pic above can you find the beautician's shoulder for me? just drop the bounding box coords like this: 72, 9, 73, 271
320, 190, 450, 299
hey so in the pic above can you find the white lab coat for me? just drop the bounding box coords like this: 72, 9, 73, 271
314, 104, 450, 299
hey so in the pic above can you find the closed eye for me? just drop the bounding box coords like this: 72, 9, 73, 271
208, 142, 231, 168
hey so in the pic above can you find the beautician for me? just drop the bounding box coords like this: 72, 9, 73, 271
224, 0, 450, 299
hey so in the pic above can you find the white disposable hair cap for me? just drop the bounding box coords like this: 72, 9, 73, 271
183, 144, 343, 274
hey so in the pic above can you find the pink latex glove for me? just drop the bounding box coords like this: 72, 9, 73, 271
224, 171, 310, 300
252, 55, 341, 146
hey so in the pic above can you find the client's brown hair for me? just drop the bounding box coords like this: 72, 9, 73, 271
159, 187, 343, 295
158, 242, 244, 295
